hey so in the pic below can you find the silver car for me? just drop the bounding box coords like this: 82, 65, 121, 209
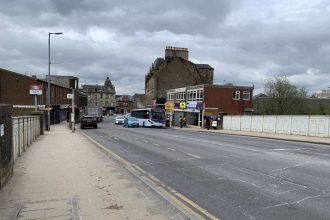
115, 116, 125, 125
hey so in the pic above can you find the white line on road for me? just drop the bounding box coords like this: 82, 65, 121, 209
168, 148, 176, 152
153, 143, 160, 147
187, 153, 200, 159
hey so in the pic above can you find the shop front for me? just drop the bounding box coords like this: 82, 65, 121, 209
170, 101, 203, 127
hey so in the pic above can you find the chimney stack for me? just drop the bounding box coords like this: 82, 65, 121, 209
165, 46, 189, 60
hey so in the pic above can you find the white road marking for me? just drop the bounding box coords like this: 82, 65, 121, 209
187, 153, 200, 159
168, 148, 176, 152
153, 143, 160, 147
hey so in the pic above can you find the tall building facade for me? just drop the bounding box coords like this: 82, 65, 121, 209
145, 46, 214, 107
81, 76, 116, 115
115, 95, 135, 114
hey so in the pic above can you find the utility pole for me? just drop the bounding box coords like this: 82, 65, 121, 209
47, 32, 62, 131
72, 88, 75, 133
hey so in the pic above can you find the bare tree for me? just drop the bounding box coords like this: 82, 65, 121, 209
263, 76, 309, 114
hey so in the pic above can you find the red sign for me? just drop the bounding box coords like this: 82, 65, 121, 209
30, 85, 42, 90
29, 85, 42, 95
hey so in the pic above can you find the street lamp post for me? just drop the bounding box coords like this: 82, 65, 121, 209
47, 32, 62, 131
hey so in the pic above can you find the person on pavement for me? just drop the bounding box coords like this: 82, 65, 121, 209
206, 116, 211, 130
182, 116, 187, 127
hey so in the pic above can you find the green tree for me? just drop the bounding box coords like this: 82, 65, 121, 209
263, 76, 309, 115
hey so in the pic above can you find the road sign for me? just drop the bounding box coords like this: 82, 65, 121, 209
29, 85, 42, 95
67, 94, 73, 99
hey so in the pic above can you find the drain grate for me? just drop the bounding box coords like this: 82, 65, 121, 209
6, 197, 80, 220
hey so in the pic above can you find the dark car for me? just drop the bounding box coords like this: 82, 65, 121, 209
123, 117, 139, 128
80, 116, 98, 129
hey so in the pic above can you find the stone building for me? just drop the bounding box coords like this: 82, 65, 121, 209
81, 76, 116, 115
133, 93, 147, 109
145, 46, 214, 107
115, 95, 135, 114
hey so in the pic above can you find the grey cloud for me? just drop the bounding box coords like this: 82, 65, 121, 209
1, 0, 330, 95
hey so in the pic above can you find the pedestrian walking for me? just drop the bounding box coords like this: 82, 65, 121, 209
180, 116, 183, 128
206, 116, 211, 130
183, 116, 187, 127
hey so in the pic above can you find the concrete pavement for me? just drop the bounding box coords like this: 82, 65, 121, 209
0, 123, 183, 220
172, 125, 330, 145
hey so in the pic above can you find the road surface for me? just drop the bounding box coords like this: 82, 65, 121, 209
81, 116, 330, 220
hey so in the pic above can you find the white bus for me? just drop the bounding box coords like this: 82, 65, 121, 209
130, 108, 165, 127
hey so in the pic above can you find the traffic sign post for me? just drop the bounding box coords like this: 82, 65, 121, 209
29, 85, 42, 111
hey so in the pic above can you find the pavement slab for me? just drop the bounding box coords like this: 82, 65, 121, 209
0, 123, 184, 220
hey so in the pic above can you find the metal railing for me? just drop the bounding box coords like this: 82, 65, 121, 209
12, 116, 40, 163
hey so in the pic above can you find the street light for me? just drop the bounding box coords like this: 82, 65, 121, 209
47, 32, 62, 131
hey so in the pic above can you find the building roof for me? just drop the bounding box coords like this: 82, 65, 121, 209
166, 84, 254, 93
195, 64, 214, 70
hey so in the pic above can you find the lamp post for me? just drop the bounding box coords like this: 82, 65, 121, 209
47, 32, 62, 131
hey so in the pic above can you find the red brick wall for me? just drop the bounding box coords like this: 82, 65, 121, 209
0, 69, 73, 107
204, 87, 253, 115
0, 69, 37, 105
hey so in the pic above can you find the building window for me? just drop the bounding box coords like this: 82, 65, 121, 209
187, 89, 203, 101
167, 92, 175, 101
196, 90, 203, 101
233, 91, 240, 100
243, 91, 250, 100
176, 92, 185, 101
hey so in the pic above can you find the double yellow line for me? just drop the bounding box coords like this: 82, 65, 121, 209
81, 131, 219, 220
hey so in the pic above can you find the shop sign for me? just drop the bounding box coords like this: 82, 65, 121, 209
180, 102, 186, 109
186, 101, 203, 110
186, 101, 197, 109
164, 102, 173, 110
196, 102, 203, 110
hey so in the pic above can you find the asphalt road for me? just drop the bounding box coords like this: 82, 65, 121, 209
81, 116, 330, 220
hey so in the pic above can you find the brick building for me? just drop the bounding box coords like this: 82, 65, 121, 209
166, 84, 254, 127
145, 47, 213, 107
81, 76, 116, 115
0, 68, 86, 117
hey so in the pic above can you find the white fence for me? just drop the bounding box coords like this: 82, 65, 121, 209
223, 115, 330, 138
12, 116, 41, 163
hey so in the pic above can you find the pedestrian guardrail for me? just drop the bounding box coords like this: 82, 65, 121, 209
12, 116, 40, 163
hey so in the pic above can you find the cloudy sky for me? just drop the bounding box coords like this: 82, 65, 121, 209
1, 0, 330, 95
